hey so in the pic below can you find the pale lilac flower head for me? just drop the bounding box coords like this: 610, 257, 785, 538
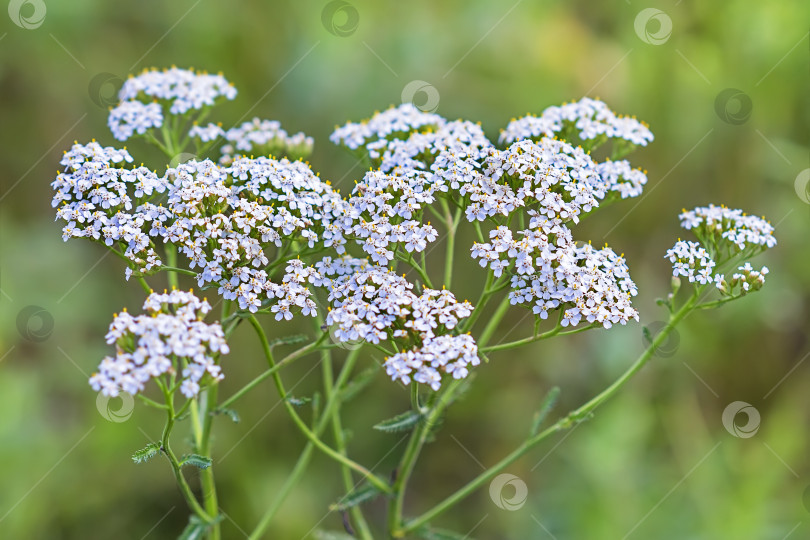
219, 118, 314, 163
109, 67, 237, 142
89, 289, 229, 398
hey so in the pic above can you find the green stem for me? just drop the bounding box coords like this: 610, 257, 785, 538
199, 386, 220, 540
218, 337, 327, 411
388, 378, 465, 536
145, 132, 173, 157
397, 252, 434, 289
399, 295, 699, 533
696, 296, 737, 310
441, 201, 461, 289
410, 382, 421, 412
323, 349, 374, 540
482, 323, 598, 353
165, 245, 179, 289
160, 385, 213, 523
477, 293, 512, 346
160, 265, 197, 278
247, 349, 365, 540
247, 315, 392, 494
461, 272, 494, 332
136, 393, 168, 410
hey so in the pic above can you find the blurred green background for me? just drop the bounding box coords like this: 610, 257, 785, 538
1, 0, 808, 538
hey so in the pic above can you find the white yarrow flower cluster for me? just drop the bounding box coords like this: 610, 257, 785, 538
665, 240, 717, 284
594, 159, 648, 199
89, 290, 229, 398
219, 118, 314, 163
345, 169, 439, 263
679, 204, 777, 250
384, 334, 479, 390
500, 97, 653, 147
52, 141, 169, 278
666, 205, 776, 294
485, 138, 602, 224
153, 158, 349, 316
473, 226, 638, 328
330, 104, 444, 150
188, 123, 225, 143
331, 102, 648, 334
118, 67, 237, 114
109, 67, 237, 142
316, 257, 478, 389
108, 101, 164, 141
716, 262, 769, 295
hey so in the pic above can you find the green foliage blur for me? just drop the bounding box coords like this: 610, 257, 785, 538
1, 1, 808, 538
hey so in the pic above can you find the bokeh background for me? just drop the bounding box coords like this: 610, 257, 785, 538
1, 0, 808, 538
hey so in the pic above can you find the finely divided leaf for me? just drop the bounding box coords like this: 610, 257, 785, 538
373, 410, 422, 433
178, 516, 207, 540
216, 407, 240, 423
180, 454, 213, 470
268, 334, 309, 349
329, 483, 382, 512
132, 442, 161, 464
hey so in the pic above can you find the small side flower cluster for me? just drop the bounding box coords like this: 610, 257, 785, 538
715, 263, 769, 296
315, 257, 478, 389
52, 141, 168, 277
109, 68, 237, 141
679, 205, 777, 250
188, 122, 225, 143
666, 240, 716, 284
330, 103, 444, 151
665, 205, 776, 295
500, 97, 654, 148
108, 101, 164, 141
219, 118, 314, 163
89, 290, 229, 398
473, 226, 639, 327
